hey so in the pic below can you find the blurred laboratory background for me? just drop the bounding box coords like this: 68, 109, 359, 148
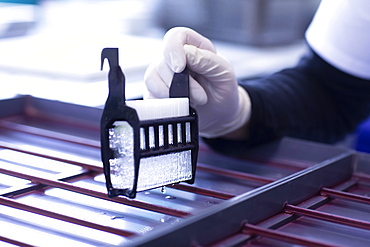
0, 0, 320, 106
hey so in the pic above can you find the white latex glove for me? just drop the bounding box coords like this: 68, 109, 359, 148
144, 27, 251, 138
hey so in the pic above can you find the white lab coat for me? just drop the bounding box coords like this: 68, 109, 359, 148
306, 0, 370, 79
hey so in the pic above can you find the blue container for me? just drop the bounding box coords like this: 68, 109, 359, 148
356, 117, 370, 153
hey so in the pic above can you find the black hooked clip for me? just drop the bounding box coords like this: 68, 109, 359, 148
100, 48, 140, 198
100, 48, 198, 199
101, 47, 126, 103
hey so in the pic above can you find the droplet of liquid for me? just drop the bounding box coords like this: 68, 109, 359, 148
161, 186, 166, 194
205, 201, 218, 206
165, 195, 176, 199
111, 216, 124, 220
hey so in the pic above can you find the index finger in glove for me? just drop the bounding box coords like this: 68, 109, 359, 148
163, 27, 216, 73
144, 57, 208, 105
144, 61, 172, 98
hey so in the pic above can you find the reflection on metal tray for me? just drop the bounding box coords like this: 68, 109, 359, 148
1, 95, 370, 246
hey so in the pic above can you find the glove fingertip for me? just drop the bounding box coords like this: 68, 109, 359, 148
194, 92, 208, 105
189, 80, 208, 105
168, 52, 186, 73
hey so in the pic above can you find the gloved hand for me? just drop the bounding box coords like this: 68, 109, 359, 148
144, 27, 251, 138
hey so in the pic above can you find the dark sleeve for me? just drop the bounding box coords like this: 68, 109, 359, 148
203, 47, 370, 155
